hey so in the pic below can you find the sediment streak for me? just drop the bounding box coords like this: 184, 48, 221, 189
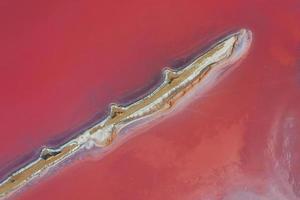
0, 29, 252, 198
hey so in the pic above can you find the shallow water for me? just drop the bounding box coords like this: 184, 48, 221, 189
0, 0, 300, 199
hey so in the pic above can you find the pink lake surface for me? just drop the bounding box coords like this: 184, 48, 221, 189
0, 0, 300, 199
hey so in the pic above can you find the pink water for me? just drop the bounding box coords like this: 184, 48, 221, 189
0, 0, 300, 199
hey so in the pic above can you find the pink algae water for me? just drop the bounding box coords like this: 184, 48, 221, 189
0, 0, 300, 199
